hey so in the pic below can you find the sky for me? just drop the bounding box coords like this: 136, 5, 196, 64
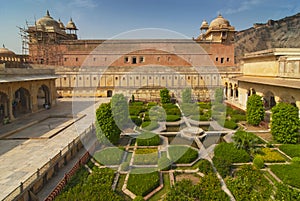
0, 0, 299, 54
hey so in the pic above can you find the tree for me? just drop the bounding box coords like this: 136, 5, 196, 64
182, 88, 192, 103
111, 94, 129, 130
96, 103, 121, 145
246, 94, 265, 126
232, 130, 259, 155
160, 88, 171, 104
271, 102, 300, 144
214, 87, 224, 103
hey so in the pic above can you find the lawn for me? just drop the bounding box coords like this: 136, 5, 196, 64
127, 171, 160, 196
168, 145, 198, 164
133, 148, 158, 165
149, 173, 171, 201
93, 147, 125, 165
270, 163, 300, 188
279, 144, 300, 158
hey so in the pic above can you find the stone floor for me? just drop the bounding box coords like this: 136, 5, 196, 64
0, 97, 110, 200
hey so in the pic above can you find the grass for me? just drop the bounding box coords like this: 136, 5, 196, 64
127, 171, 160, 196
136, 132, 160, 146
257, 148, 286, 163
279, 144, 300, 158
116, 174, 132, 201
149, 173, 171, 201
270, 163, 300, 188
93, 147, 125, 165
134, 148, 158, 165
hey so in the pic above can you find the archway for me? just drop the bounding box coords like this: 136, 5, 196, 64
13, 87, 31, 118
234, 84, 238, 98
224, 82, 228, 98
264, 91, 276, 109
0, 92, 9, 123
229, 83, 233, 97
107, 90, 113, 97
37, 85, 50, 109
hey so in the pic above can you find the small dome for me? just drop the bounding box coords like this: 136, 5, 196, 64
66, 18, 78, 30
0, 47, 15, 55
200, 20, 209, 30
36, 10, 60, 29
209, 14, 230, 28
58, 19, 66, 30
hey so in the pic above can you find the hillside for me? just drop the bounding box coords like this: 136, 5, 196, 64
235, 13, 300, 63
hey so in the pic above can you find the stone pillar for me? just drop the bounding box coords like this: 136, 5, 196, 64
8, 86, 15, 120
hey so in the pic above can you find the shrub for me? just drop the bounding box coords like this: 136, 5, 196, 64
213, 103, 226, 112
198, 102, 212, 110
129, 105, 146, 116
180, 103, 199, 116
271, 102, 300, 144
224, 120, 238, 129
253, 156, 264, 169
197, 159, 214, 174
279, 144, 300, 158
214, 87, 224, 103
257, 148, 286, 163
214, 143, 251, 163
246, 94, 265, 126
275, 183, 300, 200
130, 116, 142, 127
127, 171, 160, 196
168, 145, 198, 164
158, 156, 172, 171
191, 115, 210, 121
182, 88, 192, 103
226, 165, 273, 200
130, 101, 144, 106
136, 132, 160, 146
166, 115, 181, 122
163, 104, 181, 116
160, 88, 171, 104
231, 114, 247, 122
141, 121, 159, 131
111, 94, 129, 130
213, 156, 231, 178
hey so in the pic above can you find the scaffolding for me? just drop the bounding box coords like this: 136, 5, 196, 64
17, 24, 29, 56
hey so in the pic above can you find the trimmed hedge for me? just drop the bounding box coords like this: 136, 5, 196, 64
129, 105, 146, 116
214, 143, 251, 163
166, 115, 181, 122
197, 102, 212, 110
130, 116, 142, 127
127, 171, 160, 196
253, 156, 264, 169
257, 148, 286, 163
168, 145, 198, 164
136, 132, 160, 146
197, 159, 214, 174
224, 120, 238, 129
158, 156, 172, 171
141, 121, 159, 131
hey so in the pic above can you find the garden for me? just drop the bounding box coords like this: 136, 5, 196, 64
54, 91, 300, 200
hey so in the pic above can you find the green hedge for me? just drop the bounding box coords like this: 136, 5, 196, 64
130, 116, 142, 127
224, 120, 238, 129
136, 132, 160, 146
213, 143, 251, 177
129, 105, 146, 116
94, 147, 124, 165
168, 145, 198, 164
197, 159, 214, 174
279, 144, 300, 158
270, 163, 300, 188
231, 114, 247, 122
197, 102, 212, 110
226, 165, 273, 200
158, 156, 172, 171
141, 121, 159, 131
163, 104, 181, 115
253, 156, 264, 169
180, 103, 199, 116
191, 115, 210, 121
256, 148, 286, 163
127, 171, 160, 196
166, 115, 181, 122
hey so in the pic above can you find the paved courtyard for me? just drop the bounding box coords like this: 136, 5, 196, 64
0, 98, 110, 200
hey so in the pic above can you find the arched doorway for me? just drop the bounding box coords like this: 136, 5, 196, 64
264, 91, 276, 109
37, 85, 50, 109
13, 87, 31, 118
229, 83, 233, 97
0, 92, 9, 123
107, 90, 113, 97
224, 83, 228, 98
234, 84, 238, 98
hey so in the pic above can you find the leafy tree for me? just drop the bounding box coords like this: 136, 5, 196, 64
96, 103, 121, 145
275, 183, 300, 200
246, 94, 265, 126
214, 87, 224, 103
160, 88, 171, 104
232, 130, 260, 155
111, 94, 129, 130
271, 102, 300, 144
182, 88, 192, 103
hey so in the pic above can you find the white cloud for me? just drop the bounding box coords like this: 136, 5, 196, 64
69, 0, 98, 9
221, 0, 263, 15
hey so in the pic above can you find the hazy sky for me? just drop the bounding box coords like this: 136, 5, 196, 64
0, 0, 299, 53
